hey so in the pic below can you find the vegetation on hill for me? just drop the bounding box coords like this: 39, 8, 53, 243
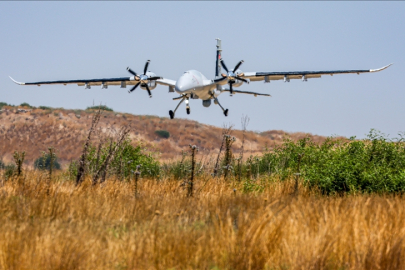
0, 103, 326, 164
0, 102, 8, 109
86, 105, 113, 111
38, 105, 52, 110
19, 102, 32, 108
154, 129, 170, 139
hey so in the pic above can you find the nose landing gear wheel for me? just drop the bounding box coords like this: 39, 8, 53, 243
224, 109, 228, 117
186, 108, 190, 115
169, 110, 174, 119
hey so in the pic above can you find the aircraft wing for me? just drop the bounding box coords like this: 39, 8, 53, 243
156, 78, 177, 92
9, 76, 139, 87
156, 78, 176, 87
221, 89, 271, 97
241, 64, 392, 82
9, 75, 177, 90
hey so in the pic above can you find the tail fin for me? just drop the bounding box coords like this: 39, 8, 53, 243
215, 38, 222, 79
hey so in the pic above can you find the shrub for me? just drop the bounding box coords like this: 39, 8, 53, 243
34, 153, 61, 170
86, 139, 160, 178
1, 163, 16, 180
258, 129, 405, 194
39, 105, 52, 110
66, 160, 79, 181
155, 130, 170, 139
0, 102, 8, 110
86, 105, 113, 112
20, 102, 31, 108
160, 151, 189, 180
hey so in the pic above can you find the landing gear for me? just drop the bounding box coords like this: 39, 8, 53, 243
211, 94, 229, 117
185, 98, 190, 115
168, 96, 186, 119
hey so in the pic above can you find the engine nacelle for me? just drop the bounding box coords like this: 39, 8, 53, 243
232, 80, 243, 88
202, 99, 211, 107
140, 80, 157, 90
232, 69, 244, 87
140, 71, 158, 91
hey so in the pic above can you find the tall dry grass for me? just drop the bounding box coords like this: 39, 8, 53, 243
0, 172, 404, 269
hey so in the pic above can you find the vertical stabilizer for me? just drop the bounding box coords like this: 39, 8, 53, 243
215, 38, 222, 79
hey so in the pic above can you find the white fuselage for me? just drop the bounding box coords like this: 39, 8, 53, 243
174, 69, 244, 100
174, 70, 215, 100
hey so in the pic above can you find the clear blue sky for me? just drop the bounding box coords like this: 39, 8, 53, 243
1, 2, 404, 138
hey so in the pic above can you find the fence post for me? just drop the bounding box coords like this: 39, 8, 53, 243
294, 153, 304, 195
134, 165, 141, 197
188, 145, 198, 197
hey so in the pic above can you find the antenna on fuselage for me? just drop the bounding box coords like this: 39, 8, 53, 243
215, 38, 222, 90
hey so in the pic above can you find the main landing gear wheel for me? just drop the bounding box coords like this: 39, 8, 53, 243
224, 109, 228, 117
186, 108, 190, 115
169, 110, 174, 119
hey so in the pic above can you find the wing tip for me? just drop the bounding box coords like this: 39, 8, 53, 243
9, 76, 25, 85
370, 63, 393, 73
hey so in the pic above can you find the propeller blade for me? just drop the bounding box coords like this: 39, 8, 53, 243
236, 76, 249, 84
148, 76, 162, 81
128, 82, 140, 93
233, 60, 244, 72
213, 77, 227, 83
143, 60, 150, 75
127, 67, 137, 76
145, 84, 152, 97
229, 82, 233, 95
220, 59, 229, 73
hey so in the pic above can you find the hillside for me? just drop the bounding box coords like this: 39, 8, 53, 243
0, 104, 333, 166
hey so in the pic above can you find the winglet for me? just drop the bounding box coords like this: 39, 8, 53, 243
370, 63, 393, 73
9, 76, 25, 85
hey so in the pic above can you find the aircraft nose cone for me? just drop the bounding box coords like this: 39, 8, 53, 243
175, 75, 189, 92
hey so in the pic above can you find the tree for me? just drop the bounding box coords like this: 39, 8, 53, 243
34, 153, 61, 170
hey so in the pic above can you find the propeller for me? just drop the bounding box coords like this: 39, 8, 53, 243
214, 59, 249, 95
126, 60, 162, 97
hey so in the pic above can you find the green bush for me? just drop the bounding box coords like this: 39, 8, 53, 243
0, 102, 8, 109
34, 154, 61, 170
86, 105, 113, 112
39, 105, 52, 110
155, 130, 170, 139
85, 139, 160, 179
66, 160, 79, 181
257, 129, 405, 194
160, 151, 189, 180
2, 164, 16, 180
20, 102, 31, 108
0, 160, 17, 180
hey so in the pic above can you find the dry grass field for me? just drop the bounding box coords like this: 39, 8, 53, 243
1, 171, 404, 270
0, 106, 331, 166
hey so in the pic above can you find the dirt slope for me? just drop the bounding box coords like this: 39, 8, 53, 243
0, 106, 332, 166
